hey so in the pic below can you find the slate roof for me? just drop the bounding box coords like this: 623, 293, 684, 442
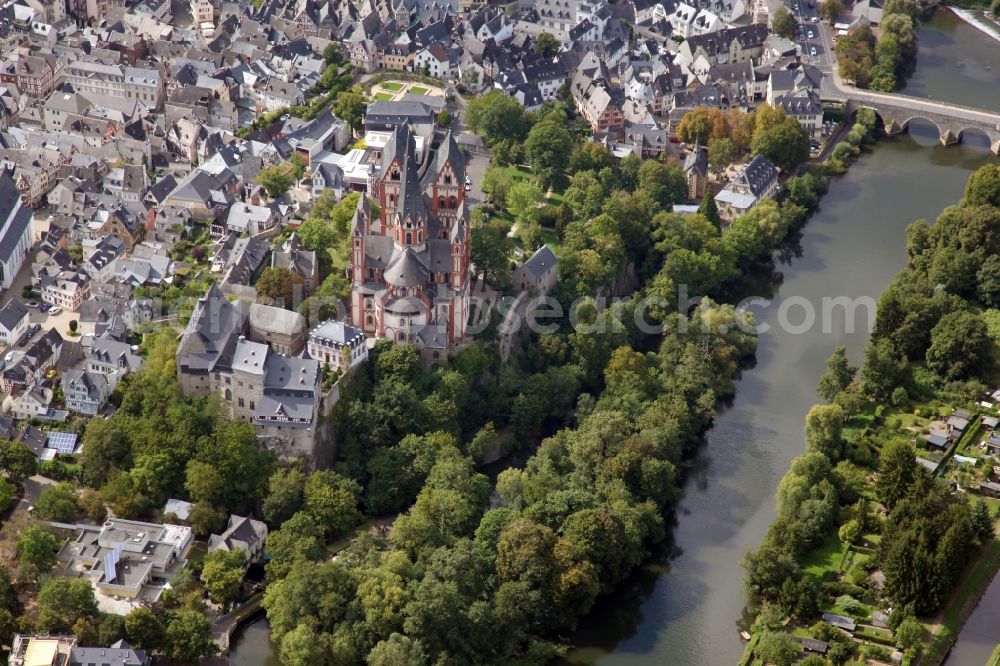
0, 173, 33, 264
520, 244, 557, 279
0, 299, 28, 332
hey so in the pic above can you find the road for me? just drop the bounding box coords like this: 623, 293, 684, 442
788, 9, 1000, 138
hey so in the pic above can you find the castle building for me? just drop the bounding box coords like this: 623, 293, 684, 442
349, 125, 471, 358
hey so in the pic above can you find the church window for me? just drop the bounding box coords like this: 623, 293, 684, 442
406, 232, 412, 244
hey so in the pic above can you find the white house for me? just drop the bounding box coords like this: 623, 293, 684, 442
0, 300, 29, 346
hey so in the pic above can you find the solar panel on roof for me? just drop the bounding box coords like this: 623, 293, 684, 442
46, 431, 78, 455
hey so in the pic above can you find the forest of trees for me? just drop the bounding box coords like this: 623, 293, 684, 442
743, 164, 1000, 663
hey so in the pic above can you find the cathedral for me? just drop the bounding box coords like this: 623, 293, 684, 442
349, 124, 471, 356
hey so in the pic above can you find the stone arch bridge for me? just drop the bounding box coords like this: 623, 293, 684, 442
844, 93, 1000, 154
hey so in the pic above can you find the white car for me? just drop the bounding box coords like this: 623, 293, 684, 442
48, 306, 62, 316
810, 46, 818, 56
4, 351, 14, 363
808, 30, 815, 37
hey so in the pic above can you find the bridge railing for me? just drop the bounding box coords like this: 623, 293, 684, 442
843, 87, 1000, 119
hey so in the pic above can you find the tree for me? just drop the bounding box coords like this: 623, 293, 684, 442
698, 194, 721, 227
125, 607, 165, 652
16, 524, 58, 581
279, 624, 329, 666
822, 0, 843, 22
303, 470, 362, 540
0, 439, 38, 482
34, 482, 78, 522
972, 499, 994, 542
925, 311, 990, 380
471, 220, 514, 288
838, 519, 861, 546
165, 611, 216, 663
816, 346, 856, 401
506, 180, 544, 226
534, 32, 559, 57
751, 115, 810, 170
256, 164, 295, 199
185, 460, 223, 505
677, 108, 730, 144
756, 631, 802, 666
256, 266, 305, 308
964, 164, 1000, 208
708, 137, 735, 173
805, 404, 844, 459
876, 441, 917, 510
98, 614, 126, 647
334, 88, 367, 133
465, 91, 529, 145
81, 419, 128, 486
771, 5, 796, 37
570, 143, 614, 174
188, 502, 226, 537
263, 466, 307, 526
367, 633, 428, 666
524, 118, 574, 190
481, 167, 514, 208
861, 337, 907, 400
201, 549, 246, 607
638, 160, 686, 208
894, 616, 925, 650
36, 578, 98, 633
0, 477, 14, 511
435, 109, 450, 127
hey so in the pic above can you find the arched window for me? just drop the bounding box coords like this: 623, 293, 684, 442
417, 230, 422, 243
406, 232, 412, 244
438, 196, 445, 208
225, 389, 232, 400
396, 330, 407, 342
366, 315, 374, 326
448, 195, 457, 208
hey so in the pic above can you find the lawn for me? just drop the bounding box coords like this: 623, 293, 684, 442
409, 85, 430, 95
381, 81, 404, 91
802, 533, 848, 579
374, 92, 394, 101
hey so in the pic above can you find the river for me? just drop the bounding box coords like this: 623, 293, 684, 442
229, 11, 1000, 666
561, 10, 1000, 666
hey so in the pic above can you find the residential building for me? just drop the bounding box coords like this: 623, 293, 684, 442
208, 514, 268, 563
62, 369, 113, 415
40, 270, 90, 312
307, 320, 368, 371
55, 518, 193, 600
9, 635, 77, 666
271, 233, 318, 295
0, 299, 29, 345
714, 155, 780, 222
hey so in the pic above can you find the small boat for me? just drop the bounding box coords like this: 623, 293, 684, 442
740, 631, 752, 641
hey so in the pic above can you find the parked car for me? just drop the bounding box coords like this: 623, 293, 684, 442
48, 306, 62, 316
810, 46, 817, 56
25, 301, 38, 308
808, 30, 815, 37
4, 351, 14, 363
38, 303, 50, 313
